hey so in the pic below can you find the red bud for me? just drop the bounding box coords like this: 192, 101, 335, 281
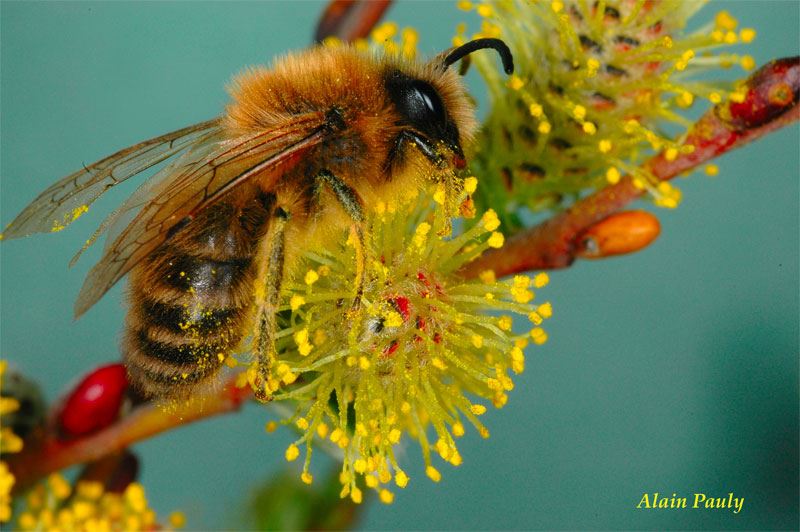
58, 363, 128, 438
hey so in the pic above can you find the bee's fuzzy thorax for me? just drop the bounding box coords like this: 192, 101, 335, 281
223, 45, 476, 180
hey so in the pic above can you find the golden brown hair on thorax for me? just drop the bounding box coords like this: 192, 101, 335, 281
222, 44, 481, 189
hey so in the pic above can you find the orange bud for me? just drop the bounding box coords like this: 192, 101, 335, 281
576, 210, 660, 259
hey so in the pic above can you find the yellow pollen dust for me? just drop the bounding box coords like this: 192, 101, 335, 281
285, 444, 300, 461
507, 75, 524, 91
481, 209, 500, 231
464, 176, 478, 194
528, 103, 543, 118
740, 28, 756, 43
304, 270, 319, 285
538, 121, 551, 134
705, 164, 720, 176
426, 466, 442, 483
606, 167, 621, 184
479, 269, 496, 283
290, 294, 305, 311
487, 232, 504, 248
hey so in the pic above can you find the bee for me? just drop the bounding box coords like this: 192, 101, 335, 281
1, 38, 513, 401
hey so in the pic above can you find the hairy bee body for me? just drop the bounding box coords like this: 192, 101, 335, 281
124, 191, 270, 397
3, 40, 513, 398
122, 47, 478, 396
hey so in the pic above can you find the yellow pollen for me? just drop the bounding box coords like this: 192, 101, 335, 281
304, 270, 319, 285
740, 28, 756, 43
704, 164, 720, 176
606, 167, 621, 184
169, 512, 186, 529
715, 10, 738, 30
388, 428, 402, 444
507, 75, 524, 91
476, 3, 493, 17
479, 269, 496, 283
384, 310, 403, 328
296, 417, 309, 430
551, 1, 563, 13
433, 184, 446, 205
538, 121, 551, 134
665, 148, 678, 161
573, 105, 587, 120
470, 404, 487, 415
497, 315, 513, 331
316, 422, 329, 438
481, 209, 500, 231
359, 356, 371, 370
677, 91, 694, 108
582, 122, 597, 135
528, 103, 543, 118
487, 232, 504, 248
452, 422, 465, 437
395, 470, 409, 488
365, 475, 379, 488
464, 176, 478, 194
379, 489, 395, 504
425, 466, 442, 483
265, 421, 278, 433
531, 327, 549, 345
124, 483, 147, 513
330, 428, 343, 443
301, 472, 313, 485
538, 302, 553, 318
533, 272, 549, 288
471, 335, 484, 348
285, 444, 300, 461
598, 140, 612, 153
290, 295, 305, 311
724, 31, 738, 44
351, 487, 363, 504
741, 55, 755, 70
709, 92, 722, 104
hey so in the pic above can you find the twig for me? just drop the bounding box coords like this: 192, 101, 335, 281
314, 0, 393, 43
460, 57, 800, 278
8, 376, 251, 493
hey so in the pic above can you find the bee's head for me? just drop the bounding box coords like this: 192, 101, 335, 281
384, 38, 514, 172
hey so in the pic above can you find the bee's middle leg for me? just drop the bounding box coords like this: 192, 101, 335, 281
252, 206, 289, 402
313, 169, 366, 309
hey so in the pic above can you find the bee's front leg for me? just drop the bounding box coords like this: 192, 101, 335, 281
314, 169, 366, 310
252, 206, 289, 402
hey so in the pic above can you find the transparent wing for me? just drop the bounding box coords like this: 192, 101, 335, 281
74, 111, 330, 317
1, 119, 221, 239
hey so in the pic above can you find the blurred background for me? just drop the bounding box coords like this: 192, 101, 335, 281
1, 1, 797, 529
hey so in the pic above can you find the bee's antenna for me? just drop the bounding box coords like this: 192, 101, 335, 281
443, 38, 514, 75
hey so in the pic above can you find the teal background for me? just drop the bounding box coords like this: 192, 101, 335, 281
1, 1, 797, 530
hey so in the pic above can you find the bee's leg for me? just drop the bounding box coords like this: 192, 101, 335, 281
252, 206, 289, 402
314, 169, 366, 309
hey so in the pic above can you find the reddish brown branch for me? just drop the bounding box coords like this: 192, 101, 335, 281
461, 57, 800, 278
8, 376, 251, 493
314, 0, 393, 43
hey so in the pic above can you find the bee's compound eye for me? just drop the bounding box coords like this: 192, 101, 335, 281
387, 72, 447, 133
407, 80, 446, 125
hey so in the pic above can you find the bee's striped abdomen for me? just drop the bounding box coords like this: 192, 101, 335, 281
123, 198, 270, 398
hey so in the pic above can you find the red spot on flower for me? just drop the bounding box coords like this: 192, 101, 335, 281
390, 296, 412, 321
